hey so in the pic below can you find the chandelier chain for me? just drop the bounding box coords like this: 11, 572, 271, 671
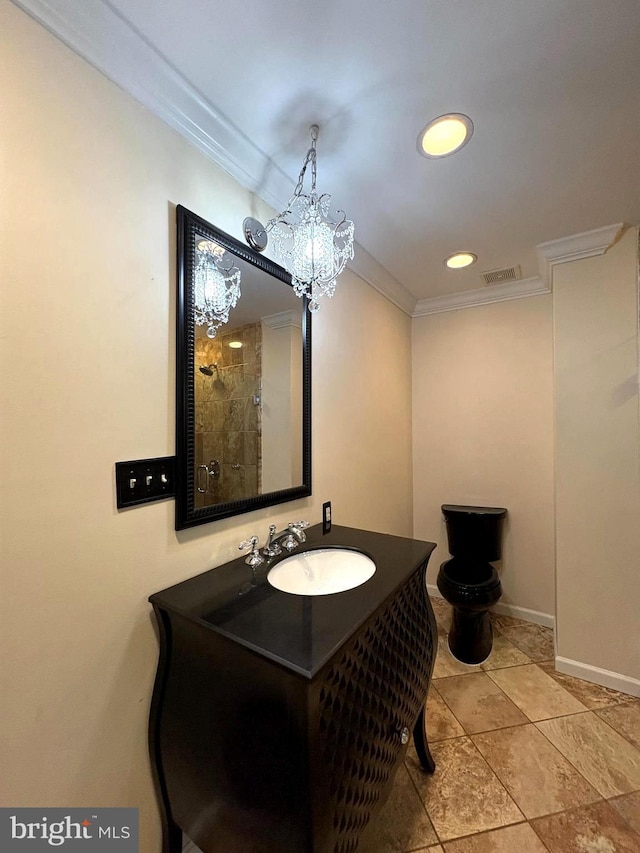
257, 124, 353, 313
267, 131, 318, 233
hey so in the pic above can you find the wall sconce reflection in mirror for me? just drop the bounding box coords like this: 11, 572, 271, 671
243, 124, 354, 313
194, 238, 241, 338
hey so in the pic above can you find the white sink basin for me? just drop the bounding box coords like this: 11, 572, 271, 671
267, 548, 376, 596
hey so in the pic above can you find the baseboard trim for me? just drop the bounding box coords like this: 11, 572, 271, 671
491, 601, 555, 629
426, 585, 555, 629
555, 656, 640, 699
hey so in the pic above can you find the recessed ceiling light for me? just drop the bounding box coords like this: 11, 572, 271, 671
417, 113, 474, 158
444, 252, 477, 269
228, 340, 243, 349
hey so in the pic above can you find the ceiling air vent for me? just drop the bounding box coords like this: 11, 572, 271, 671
481, 265, 521, 286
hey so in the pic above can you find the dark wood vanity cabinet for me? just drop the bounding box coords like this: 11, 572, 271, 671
149, 526, 437, 853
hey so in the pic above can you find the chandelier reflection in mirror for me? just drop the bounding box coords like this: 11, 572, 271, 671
244, 125, 354, 313
194, 239, 241, 338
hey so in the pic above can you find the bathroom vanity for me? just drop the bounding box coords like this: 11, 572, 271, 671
149, 525, 437, 853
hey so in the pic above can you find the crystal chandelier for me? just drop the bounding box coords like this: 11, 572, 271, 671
194, 240, 241, 338
244, 125, 354, 313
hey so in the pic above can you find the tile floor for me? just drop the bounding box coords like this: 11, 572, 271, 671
360, 597, 640, 853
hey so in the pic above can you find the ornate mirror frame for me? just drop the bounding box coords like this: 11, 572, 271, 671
175, 205, 312, 529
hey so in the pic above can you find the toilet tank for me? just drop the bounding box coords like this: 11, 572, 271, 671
441, 505, 507, 562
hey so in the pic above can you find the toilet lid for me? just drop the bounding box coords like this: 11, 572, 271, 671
441, 504, 507, 517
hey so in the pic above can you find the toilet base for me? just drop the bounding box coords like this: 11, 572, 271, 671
448, 607, 494, 665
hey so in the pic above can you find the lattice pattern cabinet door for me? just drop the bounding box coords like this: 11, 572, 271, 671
310, 564, 437, 853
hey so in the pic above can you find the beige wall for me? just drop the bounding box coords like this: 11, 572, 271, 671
0, 3, 413, 848
412, 296, 556, 618
554, 227, 640, 684
261, 317, 301, 493
313, 273, 414, 534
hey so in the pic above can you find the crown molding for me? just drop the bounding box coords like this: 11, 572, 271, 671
11, 0, 291, 209
348, 243, 418, 315
12, 0, 416, 315
261, 310, 301, 330
537, 223, 625, 287
413, 223, 626, 317
412, 276, 548, 317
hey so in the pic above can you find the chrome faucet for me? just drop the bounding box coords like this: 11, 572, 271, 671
263, 521, 309, 557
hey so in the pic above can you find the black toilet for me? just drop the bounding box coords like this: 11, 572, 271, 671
437, 504, 507, 665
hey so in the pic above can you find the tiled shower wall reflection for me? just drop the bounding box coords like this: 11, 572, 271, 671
194, 322, 262, 507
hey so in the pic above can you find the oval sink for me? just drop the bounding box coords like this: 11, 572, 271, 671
267, 548, 376, 596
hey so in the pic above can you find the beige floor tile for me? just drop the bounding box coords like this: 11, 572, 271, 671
406, 736, 523, 841
472, 724, 600, 818
538, 660, 635, 709
531, 800, 640, 852
403, 848, 444, 853
597, 700, 640, 750
359, 762, 438, 852
536, 711, 640, 798
495, 623, 554, 661
487, 664, 587, 721
435, 620, 448, 639
490, 612, 527, 631
479, 632, 531, 671
435, 672, 528, 734
442, 822, 548, 852
609, 791, 640, 835
429, 596, 451, 632
432, 635, 479, 678
405, 741, 422, 775
425, 685, 465, 741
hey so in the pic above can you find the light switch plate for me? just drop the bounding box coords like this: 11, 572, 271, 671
115, 456, 175, 509
322, 500, 332, 534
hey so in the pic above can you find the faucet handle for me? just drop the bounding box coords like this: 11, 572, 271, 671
288, 520, 309, 544
282, 534, 299, 552
239, 536, 264, 568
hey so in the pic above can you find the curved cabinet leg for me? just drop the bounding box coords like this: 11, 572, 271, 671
412, 704, 435, 774
149, 607, 183, 853
161, 818, 182, 853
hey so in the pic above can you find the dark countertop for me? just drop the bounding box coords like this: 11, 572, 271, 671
150, 524, 436, 679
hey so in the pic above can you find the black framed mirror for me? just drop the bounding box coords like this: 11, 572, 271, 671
175, 205, 311, 529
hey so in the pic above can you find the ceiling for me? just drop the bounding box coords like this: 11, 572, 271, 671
14, 0, 640, 312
